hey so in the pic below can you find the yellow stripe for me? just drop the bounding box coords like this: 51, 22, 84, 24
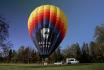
28, 5, 68, 32
28, 6, 39, 30
44, 5, 50, 11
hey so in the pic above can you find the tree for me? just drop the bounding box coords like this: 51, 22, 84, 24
0, 17, 9, 43
63, 43, 81, 61
48, 46, 63, 63
7, 49, 12, 62
0, 17, 13, 63
89, 41, 104, 62
81, 43, 90, 63
31, 50, 40, 63
92, 25, 104, 62
17, 46, 25, 63
17, 46, 40, 63
95, 25, 104, 43
11, 50, 17, 63
69, 43, 81, 60
23, 47, 31, 63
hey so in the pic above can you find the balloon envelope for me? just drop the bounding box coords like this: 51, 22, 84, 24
28, 5, 68, 58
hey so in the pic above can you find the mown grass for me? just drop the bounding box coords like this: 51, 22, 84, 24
0, 63, 104, 70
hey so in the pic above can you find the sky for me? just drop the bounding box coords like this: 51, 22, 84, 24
0, 0, 104, 50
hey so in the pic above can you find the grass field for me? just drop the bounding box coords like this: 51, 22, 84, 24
0, 63, 104, 70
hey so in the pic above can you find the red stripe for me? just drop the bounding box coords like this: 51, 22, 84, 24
28, 10, 66, 38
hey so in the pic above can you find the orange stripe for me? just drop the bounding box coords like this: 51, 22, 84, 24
28, 10, 66, 38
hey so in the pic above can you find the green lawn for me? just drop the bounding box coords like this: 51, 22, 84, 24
0, 63, 104, 70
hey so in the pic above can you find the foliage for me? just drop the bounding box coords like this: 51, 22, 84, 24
81, 43, 91, 63
0, 17, 13, 63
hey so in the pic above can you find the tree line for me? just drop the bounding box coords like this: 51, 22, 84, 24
0, 17, 104, 63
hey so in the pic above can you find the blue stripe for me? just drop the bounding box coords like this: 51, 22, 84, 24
31, 18, 63, 56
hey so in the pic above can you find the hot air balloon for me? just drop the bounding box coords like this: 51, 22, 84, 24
28, 5, 68, 59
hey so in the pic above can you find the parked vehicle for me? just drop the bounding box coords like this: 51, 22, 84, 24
66, 58, 79, 64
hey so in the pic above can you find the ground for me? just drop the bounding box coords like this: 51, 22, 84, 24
0, 63, 104, 70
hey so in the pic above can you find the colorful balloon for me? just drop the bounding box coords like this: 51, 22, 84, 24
28, 5, 68, 58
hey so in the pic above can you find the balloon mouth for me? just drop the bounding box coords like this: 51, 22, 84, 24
40, 54, 49, 59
